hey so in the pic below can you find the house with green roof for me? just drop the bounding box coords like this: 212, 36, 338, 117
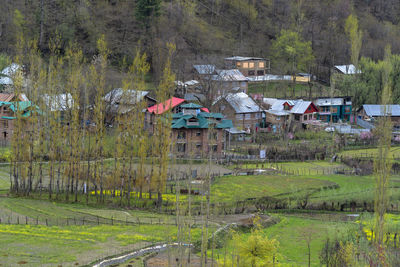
171, 103, 232, 158
0, 101, 40, 144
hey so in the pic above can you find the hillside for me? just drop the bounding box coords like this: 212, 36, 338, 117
1, 0, 400, 78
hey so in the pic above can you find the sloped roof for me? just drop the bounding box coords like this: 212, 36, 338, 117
266, 110, 290, 116
104, 88, 149, 105
180, 103, 203, 109
172, 112, 232, 129
43, 93, 74, 111
147, 97, 185, 115
218, 92, 261, 113
1, 63, 21, 77
334, 64, 361, 74
213, 69, 248, 82
193, 65, 216, 75
224, 56, 264, 61
184, 93, 206, 102
362, 104, 400, 117
0, 93, 28, 102
289, 100, 314, 114
315, 98, 344, 106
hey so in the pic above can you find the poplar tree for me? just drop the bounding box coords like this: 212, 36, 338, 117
90, 35, 109, 203
153, 43, 175, 209
374, 46, 393, 252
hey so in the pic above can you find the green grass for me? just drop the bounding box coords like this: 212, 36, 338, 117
338, 146, 400, 160
0, 223, 204, 266
233, 160, 350, 175
210, 214, 357, 267
210, 175, 336, 203
0, 196, 178, 226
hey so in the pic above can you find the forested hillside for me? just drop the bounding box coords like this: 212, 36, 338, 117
1, 0, 400, 78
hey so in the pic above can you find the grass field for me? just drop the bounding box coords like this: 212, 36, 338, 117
210, 175, 336, 203
232, 160, 351, 175
209, 214, 357, 267
338, 146, 400, 159
0, 223, 204, 266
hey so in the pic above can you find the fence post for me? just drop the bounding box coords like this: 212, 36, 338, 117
25, 216, 28, 225
111, 216, 113, 225
17, 216, 19, 225
82, 217, 85, 225
45, 218, 48, 226
36, 217, 38, 225
97, 216, 99, 225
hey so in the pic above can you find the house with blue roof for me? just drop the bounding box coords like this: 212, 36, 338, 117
171, 103, 233, 157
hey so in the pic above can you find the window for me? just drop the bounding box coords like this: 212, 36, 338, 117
177, 131, 186, 139
177, 143, 186, 152
220, 105, 225, 111
196, 131, 201, 136
248, 70, 255, 76
258, 62, 265, 68
249, 62, 255, 68
255, 113, 261, 119
242, 62, 249, 68
2, 120, 8, 128
331, 107, 338, 113
3, 107, 7, 112
209, 132, 218, 140
236, 114, 243, 120
295, 114, 301, 121
345, 106, 351, 113
257, 70, 264, 76
212, 145, 218, 152
245, 114, 251, 120
240, 82, 247, 88
236, 62, 241, 67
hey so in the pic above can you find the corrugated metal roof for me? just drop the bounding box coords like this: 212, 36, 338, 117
363, 104, 400, 117
1, 63, 21, 77
266, 110, 290, 116
184, 93, 205, 102
247, 74, 292, 82
222, 92, 261, 113
43, 93, 74, 111
193, 65, 216, 75
334, 64, 361, 74
147, 97, 185, 115
213, 69, 248, 82
315, 98, 344, 106
224, 56, 264, 61
104, 88, 149, 105
290, 100, 313, 114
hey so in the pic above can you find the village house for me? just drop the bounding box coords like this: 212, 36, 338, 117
212, 69, 248, 94
104, 88, 156, 125
193, 65, 216, 80
172, 103, 232, 158
0, 100, 40, 145
145, 97, 210, 134
289, 100, 319, 123
264, 98, 295, 132
212, 92, 262, 132
358, 104, 400, 127
315, 97, 352, 123
224, 56, 270, 77
193, 65, 248, 98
